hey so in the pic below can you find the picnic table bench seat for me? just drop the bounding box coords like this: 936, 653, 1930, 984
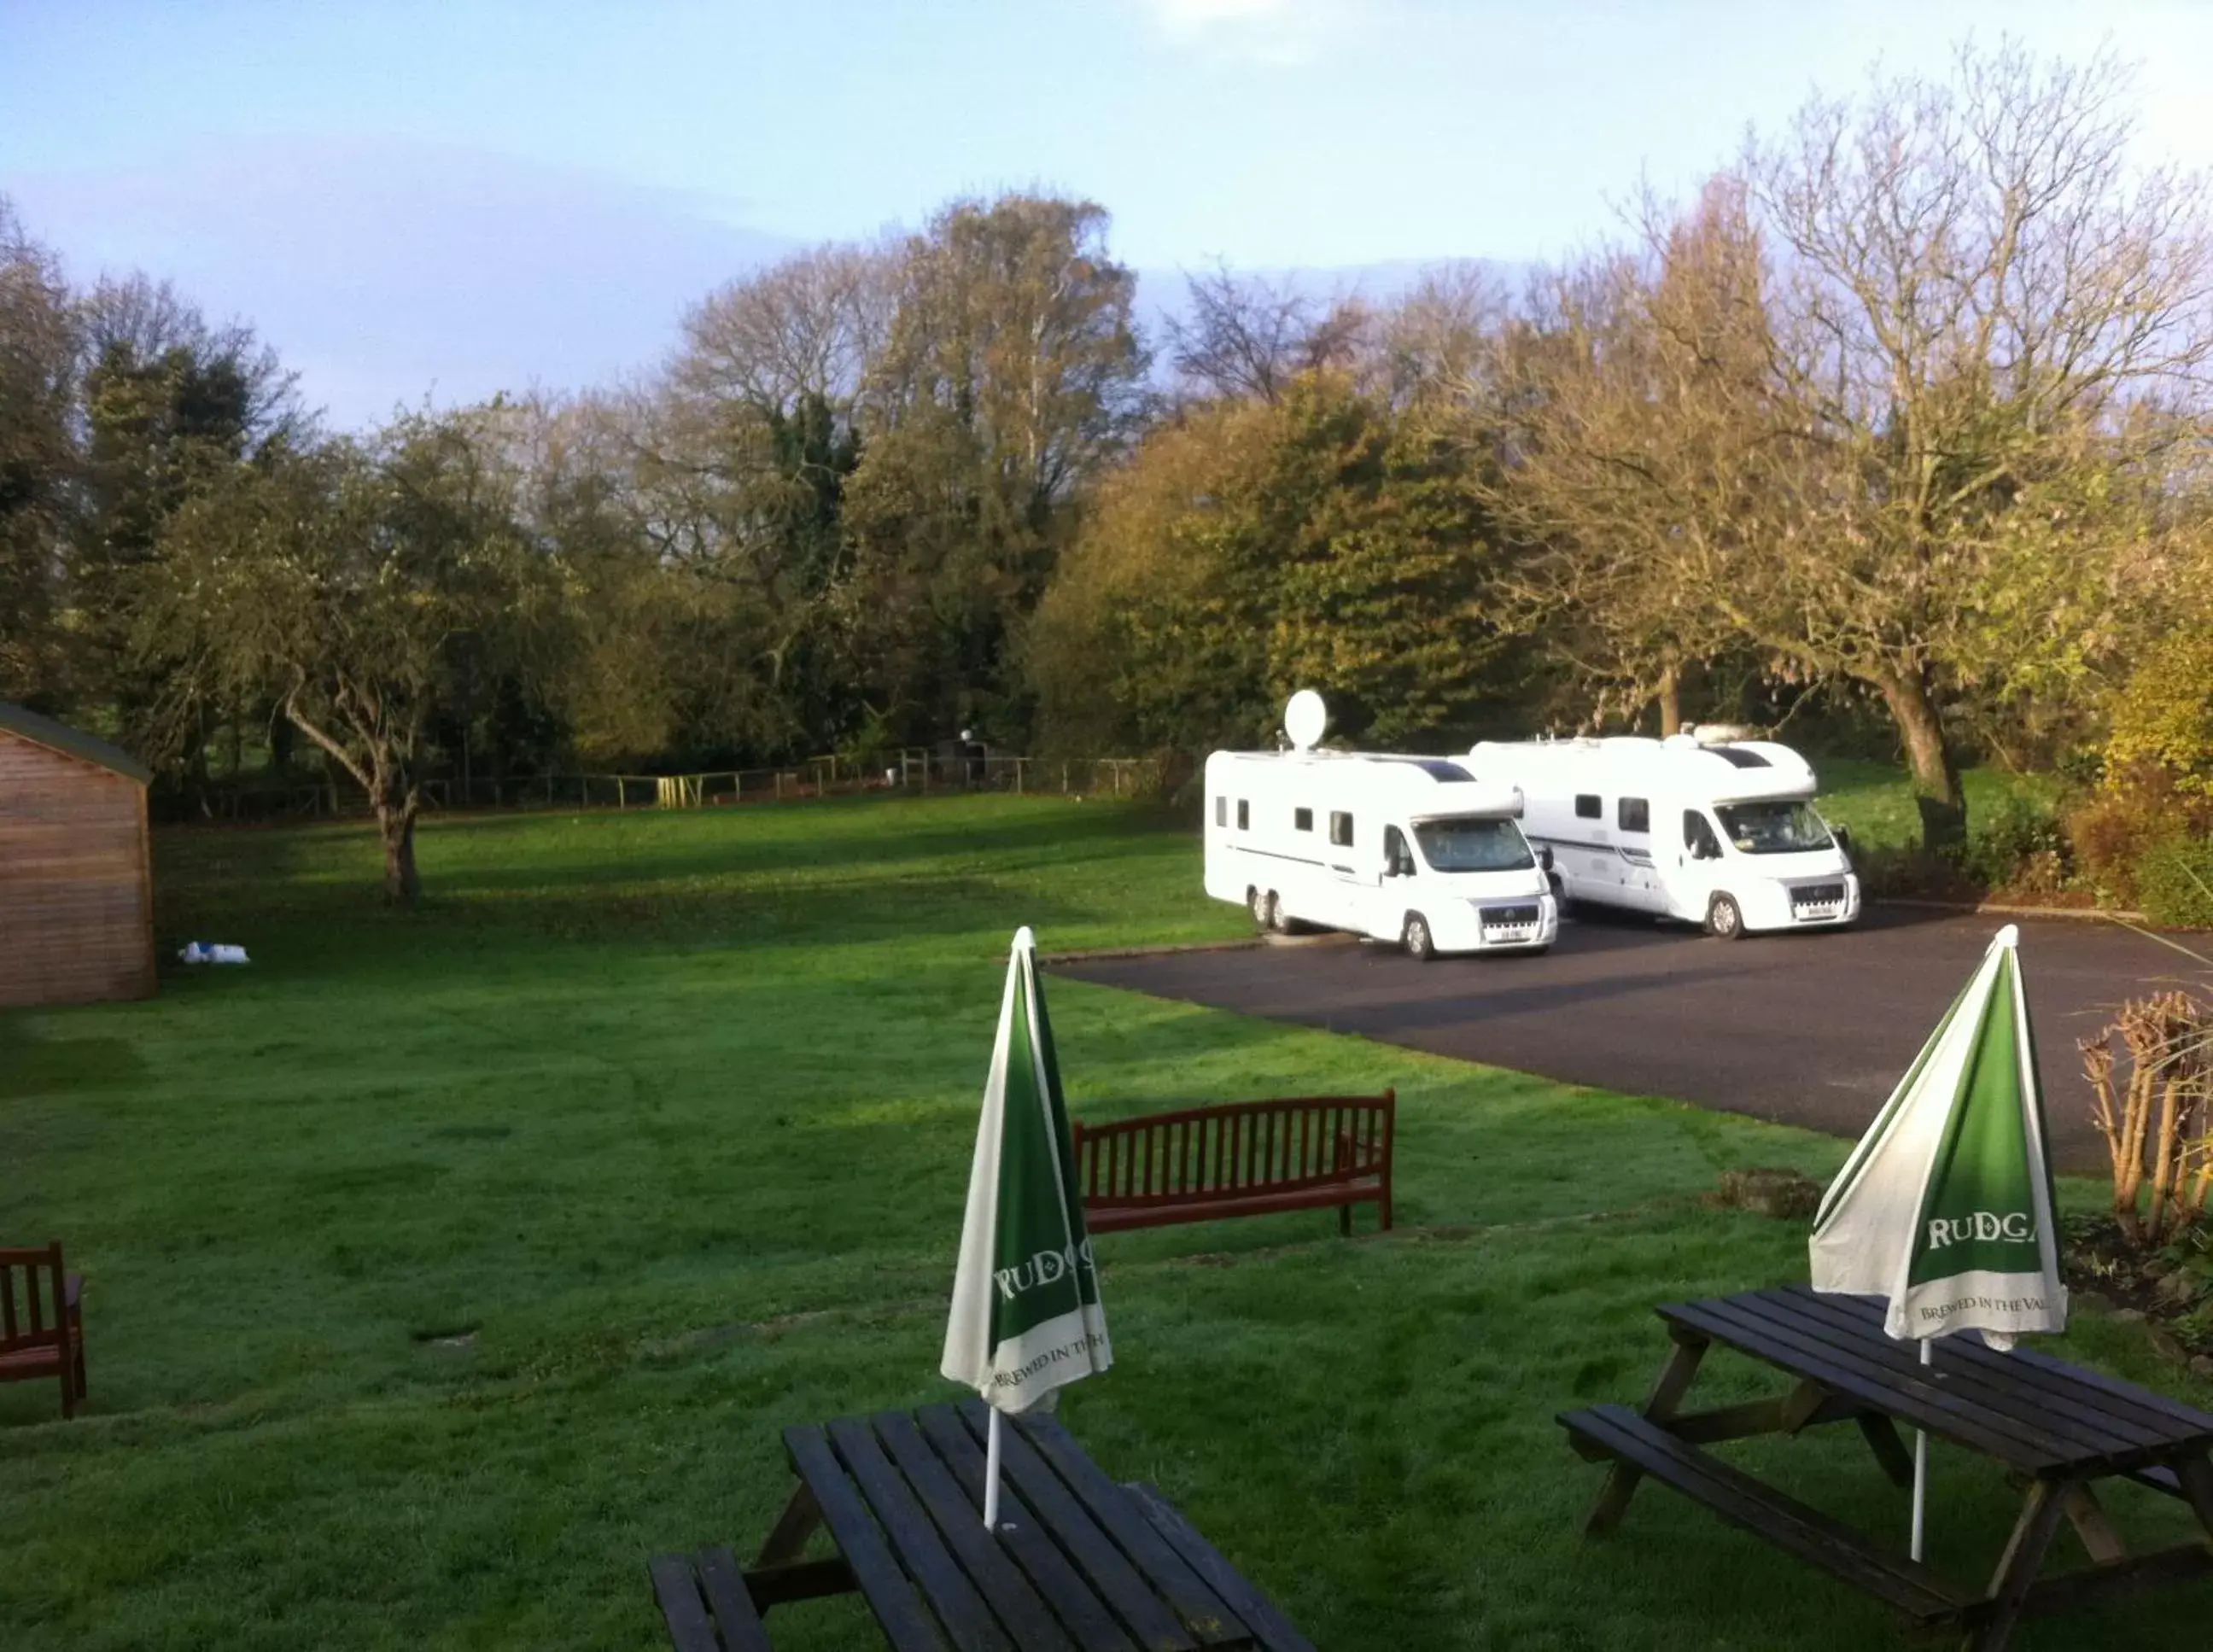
652, 1548, 774, 1652
1561, 1403, 1972, 1628
1561, 1284, 2213, 1651
1072, 1092, 1393, 1236
651, 1399, 1311, 1651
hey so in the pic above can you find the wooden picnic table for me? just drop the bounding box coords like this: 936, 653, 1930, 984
651, 1397, 1312, 1651
1559, 1284, 2213, 1649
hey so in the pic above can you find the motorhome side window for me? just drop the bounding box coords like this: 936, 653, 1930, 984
1215, 796, 1227, 827
1236, 799, 1249, 831
1293, 807, 1313, 832
1683, 809, 1722, 859
1329, 810, 1353, 847
1618, 797, 1650, 833
1574, 794, 1602, 820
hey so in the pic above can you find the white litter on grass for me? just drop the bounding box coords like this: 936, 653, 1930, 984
178, 943, 250, 965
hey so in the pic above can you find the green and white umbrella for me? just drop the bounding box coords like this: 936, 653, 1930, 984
1809, 923, 2066, 1558
941, 927, 1112, 1528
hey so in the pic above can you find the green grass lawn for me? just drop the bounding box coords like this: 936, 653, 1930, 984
3, 793, 2206, 1649
1813, 759, 2058, 853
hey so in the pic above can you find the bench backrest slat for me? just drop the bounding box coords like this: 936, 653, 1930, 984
0, 1243, 66, 1357
1071, 1095, 1393, 1211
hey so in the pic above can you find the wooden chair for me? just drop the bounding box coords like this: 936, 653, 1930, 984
0, 1242, 87, 1418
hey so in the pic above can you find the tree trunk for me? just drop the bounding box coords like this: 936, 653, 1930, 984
371, 757, 420, 905
1871, 667, 1965, 853
1656, 665, 1684, 737
377, 803, 419, 905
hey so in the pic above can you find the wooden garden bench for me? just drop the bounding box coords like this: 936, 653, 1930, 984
0, 1241, 87, 1418
1071, 1092, 1393, 1236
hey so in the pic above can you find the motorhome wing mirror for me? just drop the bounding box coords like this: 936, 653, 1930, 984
1833, 824, 1853, 858
1538, 845, 1554, 872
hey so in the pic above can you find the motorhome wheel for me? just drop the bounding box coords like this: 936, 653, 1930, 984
1704, 891, 1744, 939
1402, 913, 1436, 962
1247, 886, 1269, 929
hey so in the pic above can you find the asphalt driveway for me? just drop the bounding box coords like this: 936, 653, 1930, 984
1053, 906, 2208, 1172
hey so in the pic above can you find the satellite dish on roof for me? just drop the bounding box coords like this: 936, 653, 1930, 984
1283, 690, 1328, 751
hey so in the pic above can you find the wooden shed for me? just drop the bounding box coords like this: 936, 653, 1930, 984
0, 703, 155, 1008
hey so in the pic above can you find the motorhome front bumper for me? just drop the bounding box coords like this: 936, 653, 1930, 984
1785, 874, 1859, 925
1467, 896, 1556, 949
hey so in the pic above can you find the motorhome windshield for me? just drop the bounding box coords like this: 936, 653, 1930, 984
1715, 801, 1834, 855
1413, 816, 1534, 873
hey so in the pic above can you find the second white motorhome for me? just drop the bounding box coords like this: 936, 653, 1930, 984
1204, 727, 1558, 959
1469, 733, 1859, 937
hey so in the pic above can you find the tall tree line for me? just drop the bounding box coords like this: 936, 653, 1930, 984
5, 43, 2210, 902
0, 194, 1146, 896
1045, 43, 2213, 853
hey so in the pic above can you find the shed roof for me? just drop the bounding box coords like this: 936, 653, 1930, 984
0, 702, 153, 785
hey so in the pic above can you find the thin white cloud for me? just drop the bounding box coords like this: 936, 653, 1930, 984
1136, 0, 1373, 66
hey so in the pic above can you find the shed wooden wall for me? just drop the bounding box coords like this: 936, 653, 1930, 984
0, 731, 155, 1007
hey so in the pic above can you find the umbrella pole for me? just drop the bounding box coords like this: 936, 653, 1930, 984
984, 1408, 1002, 1531
1911, 1340, 1930, 1562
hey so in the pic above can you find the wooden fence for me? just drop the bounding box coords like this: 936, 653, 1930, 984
164, 751, 1169, 823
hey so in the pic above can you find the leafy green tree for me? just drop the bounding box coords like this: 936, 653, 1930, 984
70, 276, 301, 756
2102, 563, 2213, 798
141, 411, 563, 902
619, 247, 890, 765
1032, 375, 1504, 753
846, 194, 1147, 742
0, 198, 76, 705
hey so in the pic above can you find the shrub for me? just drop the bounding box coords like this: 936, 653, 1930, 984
1959, 788, 2069, 893
2081, 991, 2213, 1248
1846, 842, 1974, 901
2105, 628, 2213, 797
2138, 840, 2213, 928
2068, 764, 2213, 908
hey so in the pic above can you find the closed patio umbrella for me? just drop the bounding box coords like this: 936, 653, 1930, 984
941, 926, 1112, 1529
1809, 923, 2067, 1559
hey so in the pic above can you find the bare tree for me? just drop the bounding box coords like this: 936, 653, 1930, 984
634, 242, 903, 757
1488, 46, 2213, 838
1377, 261, 1509, 409
1166, 265, 1369, 402
1742, 43, 2213, 844
669, 242, 896, 418
1483, 180, 1775, 733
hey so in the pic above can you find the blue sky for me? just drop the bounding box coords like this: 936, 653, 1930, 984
6, 1, 2210, 424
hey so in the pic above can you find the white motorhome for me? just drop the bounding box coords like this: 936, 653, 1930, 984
1203, 738, 1559, 960
1469, 733, 1860, 937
